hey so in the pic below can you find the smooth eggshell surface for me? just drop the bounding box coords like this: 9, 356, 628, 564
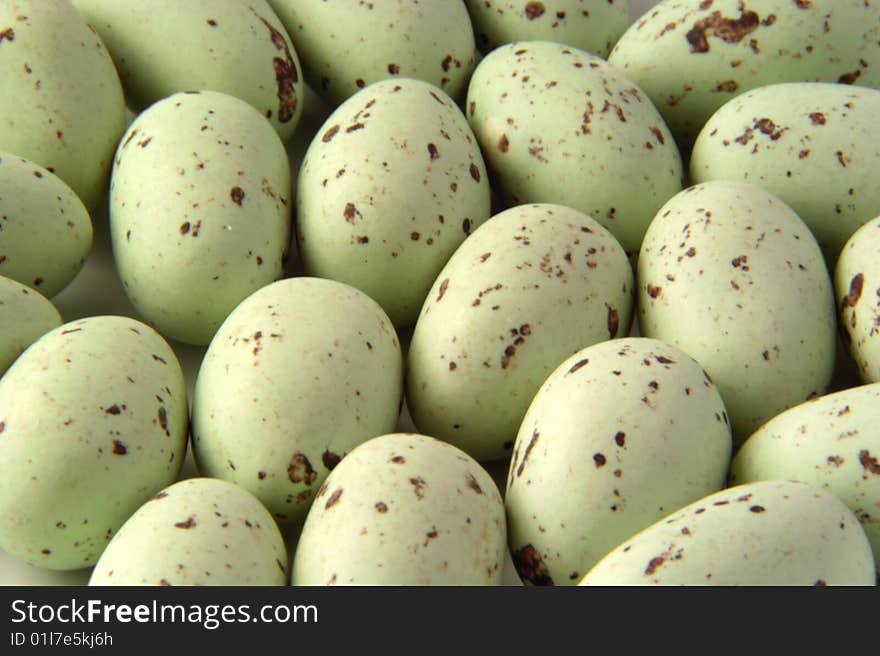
296, 78, 490, 327
609, 0, 880, 144
0, 0, 126, 210
191, 277, 403, 523
0, 316, 188, 570
580, 480, 875, 585
73, 0, 304, 142
89, 477, 287, 586
110, 90, 291, 346
406, 203, 634, 462
466, 40, 682, 254
638, 180, 836, 440
0, 275, 61, 376
506, 337, 732, 585
291, 433, 506, 586
0, 152, 92, 298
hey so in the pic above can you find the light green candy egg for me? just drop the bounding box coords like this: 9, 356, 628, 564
406, 203, 633, 462
835, 216, 880, 383
0, 0, 126, 210
0, 316, 188, 570
506, 337, 732, 586
638, 180, 836, 441
110, 90, 291, 346
579, 480, 875, 586
73, 0, 304, 142
466, 0, 629, 58
466, 40, 682, 254
192, 277, 403, 524
296, 78, 490, 327
609, 0, 880, 144
291, 433, 506, 586
730, 383, 880, 568
0, 152, 92, 297
0, 275, 61, 375
268, 0, 475, 106
691, 83, 880, 256
89, 478, 287, 586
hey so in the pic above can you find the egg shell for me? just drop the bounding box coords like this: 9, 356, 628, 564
296, 78, 490, 327
730, 383, 880, 568
608, 0, 880, 144
580, 480, 875, 585
191, 277, 403, 524
89, 477, 287, 586
0, 152, 92, 297
73, 0, 304, 142
0, 315, 188, 570
638, 180, 836, 440
268, 0, 475, 106
291, 433, 506, 586
0, 0, 126, 210
406, 203, 634, 462
110, 90, 291, 346
691, 83, 880, 255
466, 40, 682, 254
506, 337, 732, 586
835, 216, 880, 383
0, 275, 61, 376
466, 0, 629, 58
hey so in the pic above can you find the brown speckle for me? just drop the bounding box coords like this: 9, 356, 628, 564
714, 80, 738, 92
462, 218, 472, 235
375, 502, 388, 513
469, 163, 481, 182
839, 71, 861, 85
179, 222, 191, 235
344, 202, 361, 224
325, 488, 343, 509
516, 431, 539, 478
809, 112, 826, 126
410, 476, 426, 499
288, 452, 317, 485
207, 19, 217, 26
607, 306, 619, 338
568, 358, 589, 374
749, 505, 766, 513
513, 544, 554, 586
685, 8, 760, 54
645, 556, 665, 575
112, 440, 127, 455
427, 143, 439, 160
322, 125, 340, 142
105, 404, 121, 415
614, 431, 626, 447
175, 517, 196, 529
843, 273, 864, 308
158, 407, 168, 435
0, 28, 14, 43
322, 450, 341, 470
258, 17, 299, 123
387, 63, 399, 74
498, 134, 509, 152
524, 2, 546, 20
437, 278, 450, 301
593, 453, 607, 467
646, 284, 662, 299
465, 473, 484, 494
390, 455, 406, 464
230, 186, 245, 206
859, 450, 880, 475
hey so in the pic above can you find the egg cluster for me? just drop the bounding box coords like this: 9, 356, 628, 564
0, 0, 878, 587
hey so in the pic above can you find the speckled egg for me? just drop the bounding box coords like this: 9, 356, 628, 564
0, 315, 188, 570
291, 433, 506, 585
0, 275, 61, 375
0, 0, 126, 210
638, 180, 836, 440
267, 0, 475, 106
608, 0, 880, 145
579, 480, 875, 585
191, 277, 403, 524
730, 383, 880, 568
835, 216, 880, 383
466, 0, 629, 58
296, 78, 490, 327
0, 152, 92, 297
89, 478, 287, 586
110, 90, 291, 346
466, 40, 682, 254
73, 0, 304, 142
506, 337, 732, 586
691, 83, 880, 256
406, 203, 634, 462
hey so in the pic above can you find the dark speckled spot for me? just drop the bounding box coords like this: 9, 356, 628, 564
513, 544, 554, 585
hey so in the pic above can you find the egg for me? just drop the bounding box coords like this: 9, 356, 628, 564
835, 216, 880, 383
506, 337, 732, 586
0, 315, 188, 570
73, 0, 304, 142
638, 180, 836, 440
291, 433, 506, 585
730, 383, 880, 568
691, 83, 880, 256
466, 40, 682, 255
267, 0, 476, 106
0, 152, 92, 297
465, 0, 629, 58
191, 277, 403, 524
110, 90, 291, 346
295, 78, 490, 327
579, 480, 875, 585
0, 0, 126, 210
608, 0, 880, 145
406, 203, 634, 462
89, 478, 287, 586
0, 275, 61, 376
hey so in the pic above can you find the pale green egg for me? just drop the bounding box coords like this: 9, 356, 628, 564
0, 275, 61, 376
